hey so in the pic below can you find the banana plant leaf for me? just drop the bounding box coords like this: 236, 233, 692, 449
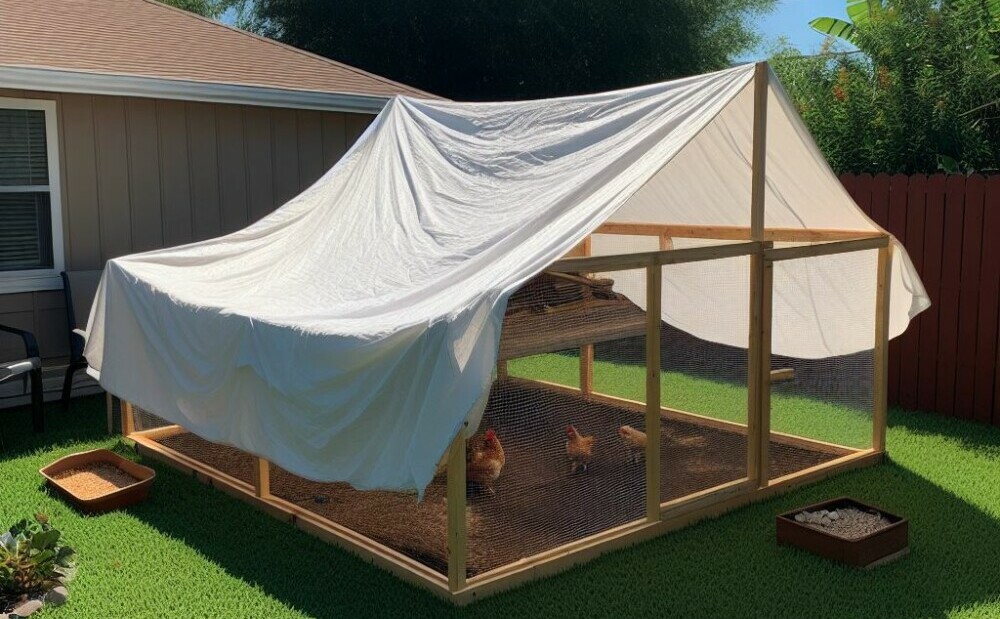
809, 16, 857, 41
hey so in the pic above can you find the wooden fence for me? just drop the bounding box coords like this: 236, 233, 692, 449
840, 173, 1000, 426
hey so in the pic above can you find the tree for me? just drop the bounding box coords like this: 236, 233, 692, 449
231, 0, 776, 101
771, 0, 1000, 174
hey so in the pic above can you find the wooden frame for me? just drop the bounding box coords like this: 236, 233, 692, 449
113, 62, 893, 606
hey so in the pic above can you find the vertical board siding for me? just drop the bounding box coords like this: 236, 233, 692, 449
0, 88, 374, 363
843, 173, 1000, 427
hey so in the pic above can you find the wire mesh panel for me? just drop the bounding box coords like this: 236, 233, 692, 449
267, 466, 452, 575
128, 402, 174, 433
475, 266, 650, 576
767, 249, 877, 480
658, 252, 752, 502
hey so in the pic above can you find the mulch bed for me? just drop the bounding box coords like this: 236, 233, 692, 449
155, 380, 847, 577
50, 463, 139, 500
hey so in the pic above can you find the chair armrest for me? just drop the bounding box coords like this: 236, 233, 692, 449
0, 323, 41, 359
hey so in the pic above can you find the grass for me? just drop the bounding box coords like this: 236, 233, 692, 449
510, 353, 874, 448
2, 388, 1000, 617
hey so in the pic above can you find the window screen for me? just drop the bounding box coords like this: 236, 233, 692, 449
0, 108, 53, 271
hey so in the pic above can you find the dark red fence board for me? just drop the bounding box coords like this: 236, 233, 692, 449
838, 173, 1000, 427
955, 175, 985, 419
897, 175, 926, 411
974, 176, 1000, 424
917, 175, 947, 413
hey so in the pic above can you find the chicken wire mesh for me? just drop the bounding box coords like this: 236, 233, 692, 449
767, 250, 877, 479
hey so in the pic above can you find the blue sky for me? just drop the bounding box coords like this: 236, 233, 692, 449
743, 0, 851, 59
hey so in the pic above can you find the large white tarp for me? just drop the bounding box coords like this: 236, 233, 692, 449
85, 64, 929, 494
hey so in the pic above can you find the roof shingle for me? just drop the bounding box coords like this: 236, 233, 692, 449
0, 0, 434, 99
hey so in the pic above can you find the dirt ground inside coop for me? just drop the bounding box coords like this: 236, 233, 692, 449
152, 379, 850, 577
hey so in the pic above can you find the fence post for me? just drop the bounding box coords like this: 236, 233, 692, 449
873, 243, 893, 451
447, 431, 467, 591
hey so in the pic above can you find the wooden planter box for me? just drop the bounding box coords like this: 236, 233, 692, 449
776, 497, 908, 568
40, 449, 155, 513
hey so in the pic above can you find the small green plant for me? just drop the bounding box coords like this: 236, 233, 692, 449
0, 514, 75, 604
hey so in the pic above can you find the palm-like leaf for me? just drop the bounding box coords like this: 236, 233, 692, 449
845, 0, 884, 26
809, 16, 857, 41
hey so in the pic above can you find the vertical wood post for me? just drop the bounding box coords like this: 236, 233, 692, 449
446, 431, 467, 591
580, 235, 595, 395
873, 243, 893, 451
106, 392, 114, 435
253, 458, 271, 498
747, 61, 771, 488
645, 262, 662, 522
122, 401, 134, 436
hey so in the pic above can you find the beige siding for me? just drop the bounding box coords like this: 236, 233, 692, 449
0, 88, 373, 361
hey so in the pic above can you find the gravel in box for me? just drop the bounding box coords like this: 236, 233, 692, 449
52, 463, 139, 499
155, 380, 849, 576
794, 507, 892, 539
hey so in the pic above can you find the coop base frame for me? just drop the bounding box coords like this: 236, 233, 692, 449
123, 396, 882, 606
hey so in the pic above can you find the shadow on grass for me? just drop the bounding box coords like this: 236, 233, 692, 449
0, 395, 110, 459
128, 434, 1000, 618
7, 395, 1000, 618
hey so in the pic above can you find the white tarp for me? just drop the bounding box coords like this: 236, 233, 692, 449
85, 64, 929, 494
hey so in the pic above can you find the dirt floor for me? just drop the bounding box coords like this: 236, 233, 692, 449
155, 380, 848, 577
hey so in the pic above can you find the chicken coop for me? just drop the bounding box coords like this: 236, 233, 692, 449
97, 63, 924, 604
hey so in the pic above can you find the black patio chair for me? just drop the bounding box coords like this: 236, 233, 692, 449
0, 323, 44, 432
60, 271, 92, 410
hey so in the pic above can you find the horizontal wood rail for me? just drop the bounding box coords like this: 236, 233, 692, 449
548, 241, 763, 273
597, 222, 884, 243
763, 234, 890, 261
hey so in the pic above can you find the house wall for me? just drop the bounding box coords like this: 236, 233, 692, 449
0, 88, 373, 362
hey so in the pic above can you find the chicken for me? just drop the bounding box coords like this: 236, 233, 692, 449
466, 429, 505, 496
565, 425, 596, 473
618, 425, 646, 465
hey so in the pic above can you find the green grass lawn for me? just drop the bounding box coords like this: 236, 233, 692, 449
510, 353, 873, 448
2, 388, 1000, 618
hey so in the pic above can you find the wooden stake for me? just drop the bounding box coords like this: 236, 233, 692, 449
253, 457, 271, 498
446, 431, 467, 591
106, 392, 114, 435
873, 244, 892, 451
122, 400, 134, 436
645, 263, 662, 522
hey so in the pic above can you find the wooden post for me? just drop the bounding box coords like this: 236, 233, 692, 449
873, 244, 892, 451
747, 61, 771, 488
645, 263, 662, 522
580, 235, 595, 395
497, 361, 508, 379
106, 392, 114, 434
446, 431, 467, 591
122, 401, 134, 436
253, 458, 271, 498
749, 62, 768, 240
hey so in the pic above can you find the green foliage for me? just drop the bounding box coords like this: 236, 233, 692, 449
158, 0, 231, 18
774, 0, 1000, 174
230, 0, 776, 100
0, 514, 74, 601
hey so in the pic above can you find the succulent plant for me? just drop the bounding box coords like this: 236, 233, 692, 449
0, 514, 75, 600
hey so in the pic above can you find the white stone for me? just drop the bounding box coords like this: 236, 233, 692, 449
44, 586, 69, 606
829, 511, 840, 521
795, 513, 806, 522
11, 599, 43, 617
821, 516, 832, 526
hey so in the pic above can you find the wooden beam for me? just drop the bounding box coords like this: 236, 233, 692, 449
106, 392, 114, 434
580, 236, 594, 395
770, 368, 794, 382
128, 424, 186, 441
253, 457, 271, 498
547, 241, 763, 273
122, 400, 134, 436
873, 244, 893, 451
446, 431, 467, 591
659, 234, 673, 250
645, 263, 662, 522
764, 235, 890, 262
746, 247, 773, 488
595, 222, 883, 243
750, 61, 768, 240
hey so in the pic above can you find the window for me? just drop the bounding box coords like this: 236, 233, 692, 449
0, 98, 63, 293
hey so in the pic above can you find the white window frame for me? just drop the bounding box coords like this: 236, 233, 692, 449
0, 97, 65, 294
